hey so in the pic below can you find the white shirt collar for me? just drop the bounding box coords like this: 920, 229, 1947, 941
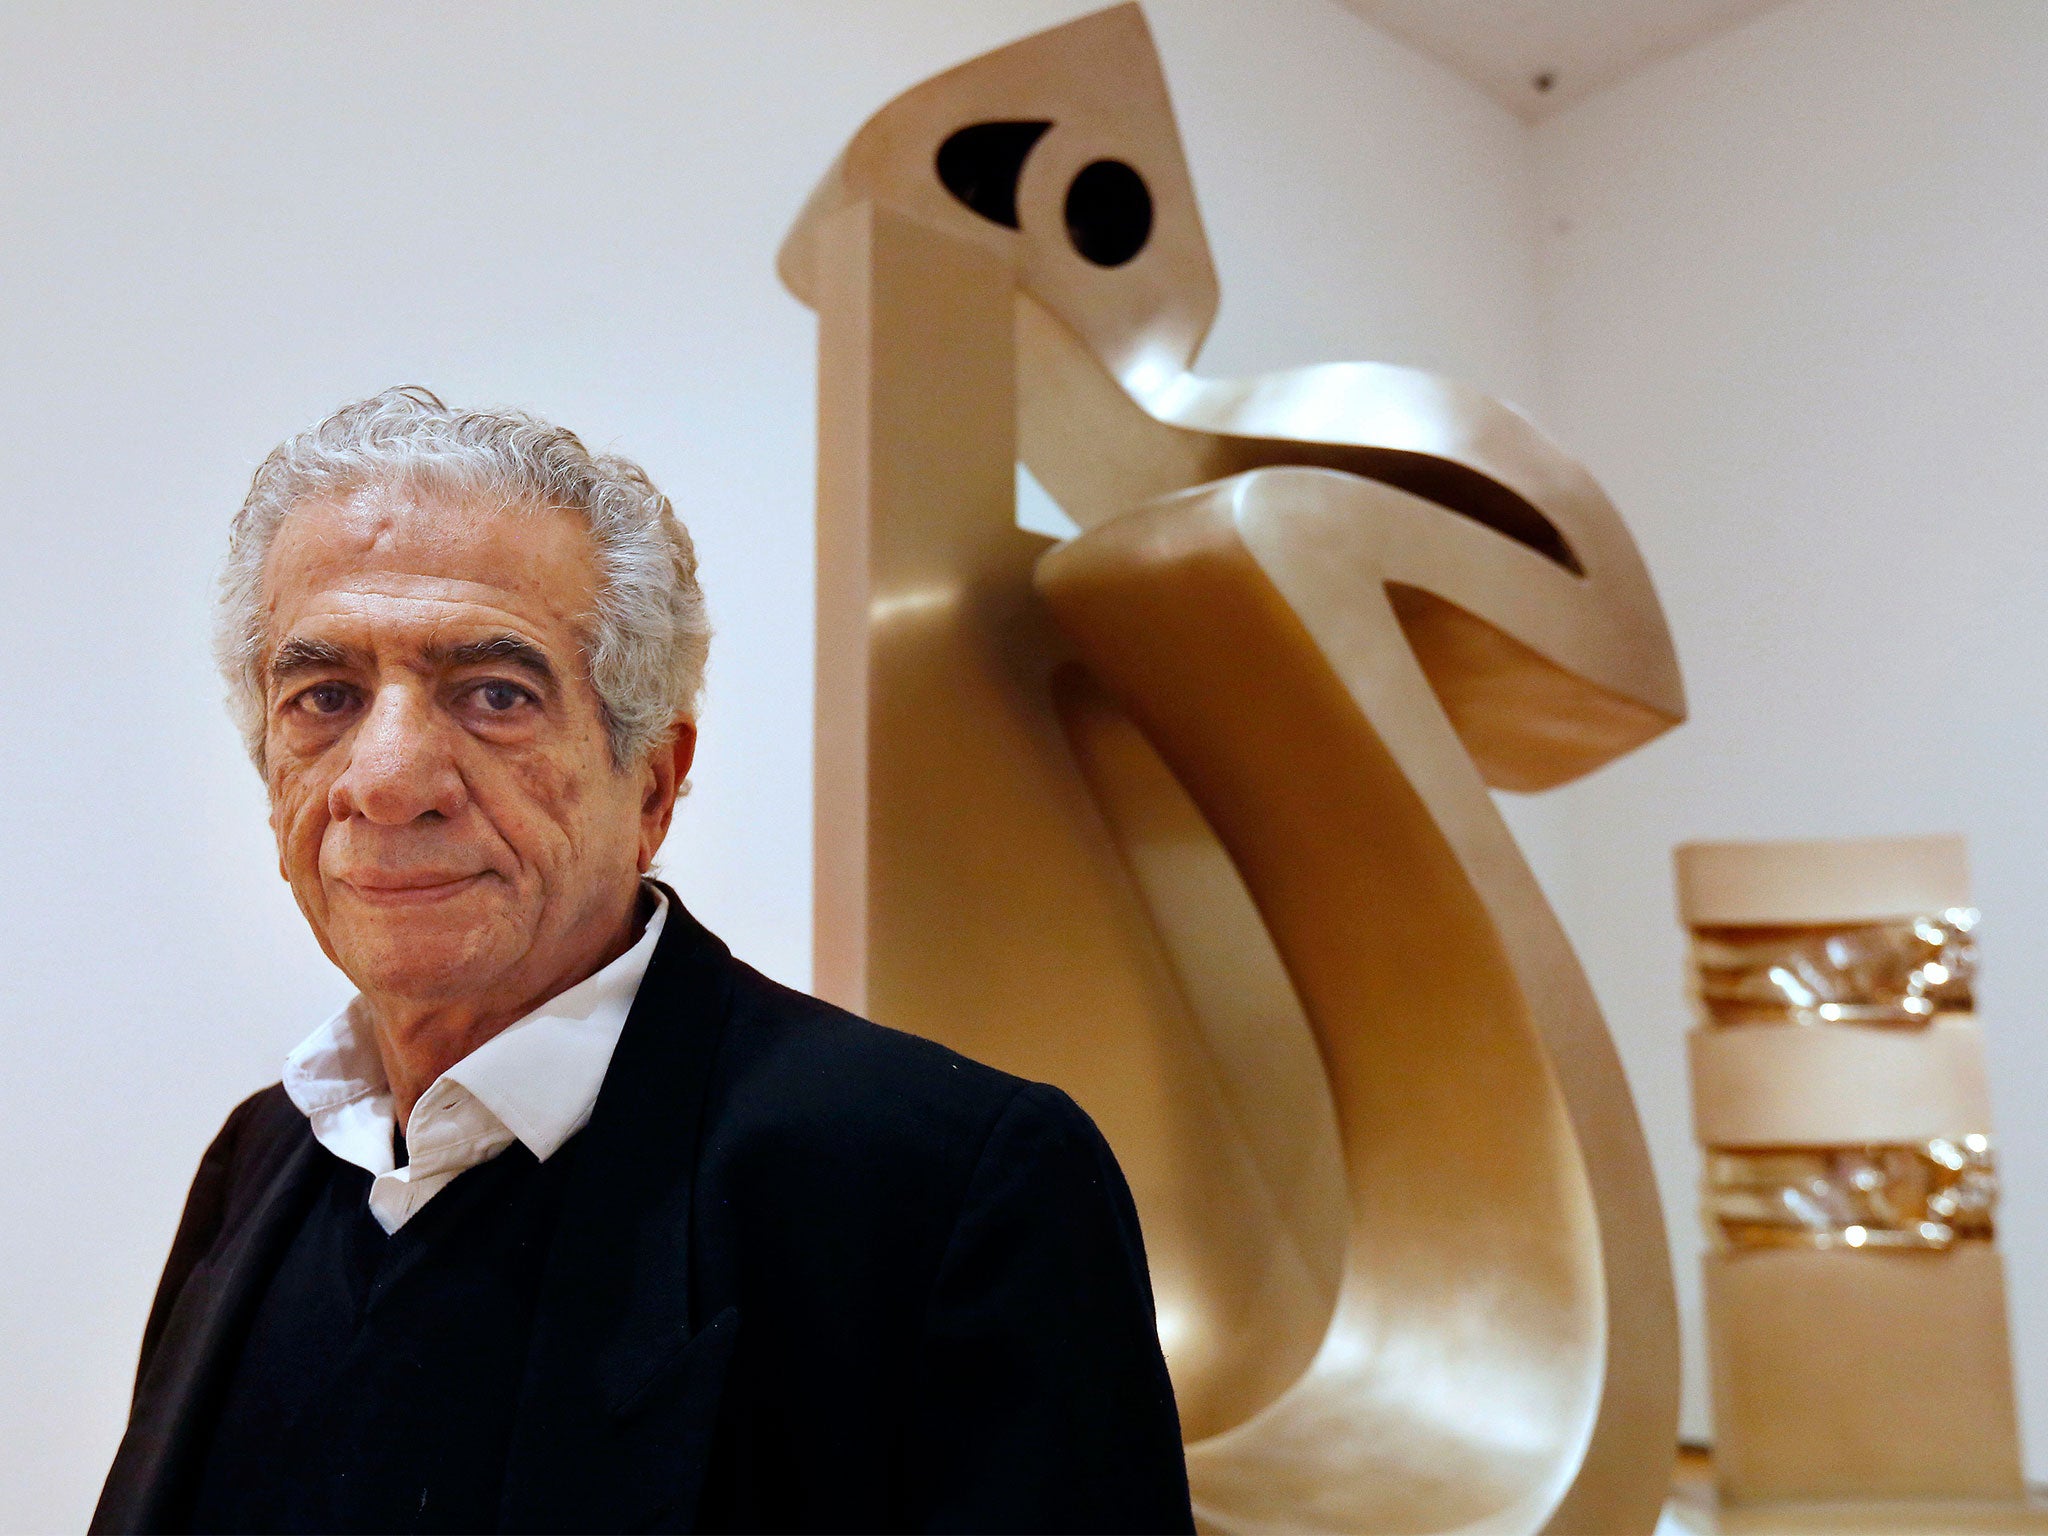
282, 887, 668, 1230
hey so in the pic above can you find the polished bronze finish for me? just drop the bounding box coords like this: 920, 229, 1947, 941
1677, 836, 2025, 1505
1690, 908, 1979, 1029
1705, 1139, 1996, 1251
783, 8, 1683, 1531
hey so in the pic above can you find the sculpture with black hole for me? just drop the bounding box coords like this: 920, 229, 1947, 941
779, 6, 1685, 1532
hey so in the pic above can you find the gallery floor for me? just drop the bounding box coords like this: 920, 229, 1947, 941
1662, 1450, 2048, 1535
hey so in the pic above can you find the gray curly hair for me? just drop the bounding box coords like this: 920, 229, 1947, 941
216, 386, 709, 771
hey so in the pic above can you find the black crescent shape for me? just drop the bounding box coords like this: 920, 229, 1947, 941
936, 120, 1053, 229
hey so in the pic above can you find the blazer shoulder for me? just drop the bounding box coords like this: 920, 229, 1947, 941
128, 1082, 310, 1397
223, 1081, 307, 1156
211, 1083, 313, 1221
709, 959, 1044, 1169
229, 1080, 302, 1138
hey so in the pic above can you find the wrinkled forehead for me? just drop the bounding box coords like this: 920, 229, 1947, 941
259, 485, 600, 646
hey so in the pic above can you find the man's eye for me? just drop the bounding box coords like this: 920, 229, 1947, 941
471, 680, 534, 713
298, 682, 354, 716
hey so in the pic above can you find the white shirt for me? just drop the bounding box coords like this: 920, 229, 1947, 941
282, 888, 668, 1233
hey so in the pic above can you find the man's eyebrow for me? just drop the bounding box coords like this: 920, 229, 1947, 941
269, 636, 354, 682
429, 633, 559, 685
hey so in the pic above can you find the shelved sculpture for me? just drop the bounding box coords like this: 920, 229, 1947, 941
1677, 835, 2025, 1508
780, 7, 1684, 1532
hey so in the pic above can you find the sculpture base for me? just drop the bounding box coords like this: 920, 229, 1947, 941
1704, 1245, 2024, 1503
1665, 1448, 2048, 1534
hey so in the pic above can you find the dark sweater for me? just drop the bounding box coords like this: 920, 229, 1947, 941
187, 1141, 579, 1533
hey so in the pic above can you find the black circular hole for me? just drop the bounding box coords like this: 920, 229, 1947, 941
1064, 159, 1152, 267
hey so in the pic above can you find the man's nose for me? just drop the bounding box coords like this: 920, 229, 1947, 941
327, 684, 467, 825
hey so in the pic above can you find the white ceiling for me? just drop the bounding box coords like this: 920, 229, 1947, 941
1339, 0, 1792, 120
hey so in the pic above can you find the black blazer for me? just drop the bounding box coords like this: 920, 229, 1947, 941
93, 893, 1193, 1534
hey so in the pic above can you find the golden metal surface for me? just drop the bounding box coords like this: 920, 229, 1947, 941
1691, 910, 1979, 1029
1700, 1244, 2027, 1504
1688, 910, 1997, 1246
783, 7, 1683, 1531
1705, 1139, 1997, 1251
1676, 838, 2025, 1506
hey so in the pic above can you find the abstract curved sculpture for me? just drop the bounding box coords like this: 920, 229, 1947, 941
779, 8, 1684, 1532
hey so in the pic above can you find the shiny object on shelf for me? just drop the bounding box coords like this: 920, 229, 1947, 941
1691, 908, 1978, 1029
1705, 1138, 1997, 1251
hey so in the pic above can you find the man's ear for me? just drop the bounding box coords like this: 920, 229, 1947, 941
638, 721, 698, 873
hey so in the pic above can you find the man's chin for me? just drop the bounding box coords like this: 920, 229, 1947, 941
339, 944, 505, 1002
325, 884, 516, 1000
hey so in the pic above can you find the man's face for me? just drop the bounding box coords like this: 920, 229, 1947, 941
260, 486, 680, 1009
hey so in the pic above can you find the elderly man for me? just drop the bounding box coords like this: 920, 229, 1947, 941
93, 389, 1192, 1535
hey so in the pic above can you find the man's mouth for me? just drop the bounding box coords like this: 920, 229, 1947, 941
339, 871, 488, 906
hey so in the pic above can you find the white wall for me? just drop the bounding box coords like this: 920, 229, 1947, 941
1529, 0, 2048, 1463
0, 3, 1541, 1526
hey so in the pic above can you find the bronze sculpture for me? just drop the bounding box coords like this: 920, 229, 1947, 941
1678, 835, 2025, 1509
780, 7, 1684, 1530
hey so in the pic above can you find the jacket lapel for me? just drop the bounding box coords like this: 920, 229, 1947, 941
499, 890, 739, 1534
91, 1130, 321, 1534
